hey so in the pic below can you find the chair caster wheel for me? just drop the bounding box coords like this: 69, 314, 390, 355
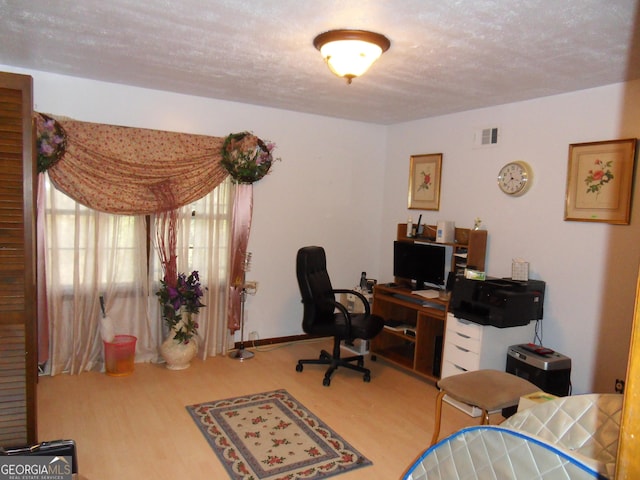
296, 363, 303, 372
363, 373, 371, 382
323, 377, 331, 387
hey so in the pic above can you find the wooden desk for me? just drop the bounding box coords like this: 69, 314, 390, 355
370, 284, 448, 382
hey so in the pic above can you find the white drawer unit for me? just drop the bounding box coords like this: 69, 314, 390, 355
442, 342, 480, 375
441, 313, 536, 416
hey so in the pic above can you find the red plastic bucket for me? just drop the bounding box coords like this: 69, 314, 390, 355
104, 335, 137, 376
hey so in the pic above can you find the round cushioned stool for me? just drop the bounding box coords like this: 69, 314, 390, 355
430, 369, 539, 446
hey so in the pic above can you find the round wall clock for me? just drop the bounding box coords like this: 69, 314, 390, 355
497, 161, 533, 196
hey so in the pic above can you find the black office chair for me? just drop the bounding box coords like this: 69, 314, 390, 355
295, 246, 384, 386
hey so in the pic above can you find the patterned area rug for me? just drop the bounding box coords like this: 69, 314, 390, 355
186, 389, 372, 480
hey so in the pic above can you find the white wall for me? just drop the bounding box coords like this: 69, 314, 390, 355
4, 64, 639, 394
383, 81, 640, 394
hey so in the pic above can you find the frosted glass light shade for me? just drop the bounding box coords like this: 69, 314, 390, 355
320, 40, 382, 79
314, 30, 390, 84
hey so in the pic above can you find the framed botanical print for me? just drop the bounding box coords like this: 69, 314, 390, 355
564, 138, 637, 224
408, 153, 442, 210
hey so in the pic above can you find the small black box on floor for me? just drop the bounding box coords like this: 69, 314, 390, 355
503, 344, 571, 417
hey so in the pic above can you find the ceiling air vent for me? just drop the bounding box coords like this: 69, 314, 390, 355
475, 127, 499, 147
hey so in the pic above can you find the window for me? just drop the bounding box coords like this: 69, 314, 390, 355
44, 176, 233, 289
42, 173, 234, 374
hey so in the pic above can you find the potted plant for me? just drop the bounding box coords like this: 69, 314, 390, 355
156, 270, 205, 369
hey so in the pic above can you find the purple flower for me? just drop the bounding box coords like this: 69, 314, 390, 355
39, 142, 54, 155
43, 118, 55, 132
156, 270, 207, 344
171, 298, 182, 311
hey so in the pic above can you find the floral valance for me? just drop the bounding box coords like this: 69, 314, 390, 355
35, 113, 267, 215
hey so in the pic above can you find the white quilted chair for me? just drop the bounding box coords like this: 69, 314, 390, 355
403, 394, 622, 480
501, 393, 622, 478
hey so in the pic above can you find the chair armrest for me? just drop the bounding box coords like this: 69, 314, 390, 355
324, 296, 353, 331
332, 288, 371, 316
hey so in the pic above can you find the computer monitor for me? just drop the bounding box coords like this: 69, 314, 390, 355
393, 240, 452, 290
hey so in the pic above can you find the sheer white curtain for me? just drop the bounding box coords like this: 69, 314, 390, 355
42, 174, 234, 375
171, 178, 234, 358
43, 173, 151, 375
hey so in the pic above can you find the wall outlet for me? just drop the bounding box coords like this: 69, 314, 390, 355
249, 331, 259, 341
615, 378, 625, 394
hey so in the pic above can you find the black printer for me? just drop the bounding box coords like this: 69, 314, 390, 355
449, 276, 545, 328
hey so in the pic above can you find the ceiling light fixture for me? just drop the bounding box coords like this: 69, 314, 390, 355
313, 29, 391, 84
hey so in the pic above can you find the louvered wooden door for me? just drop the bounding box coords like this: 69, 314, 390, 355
0, 72, 37, 447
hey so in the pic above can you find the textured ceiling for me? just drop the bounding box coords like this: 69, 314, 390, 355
1, 0, 638, 124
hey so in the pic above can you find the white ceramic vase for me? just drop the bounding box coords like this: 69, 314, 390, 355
159, 331, 198, 370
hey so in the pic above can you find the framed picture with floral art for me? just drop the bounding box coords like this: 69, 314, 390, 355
564, 138, 637, 224
408, 153, 442, 210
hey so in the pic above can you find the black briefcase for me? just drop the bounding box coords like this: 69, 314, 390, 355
1, 439, 78, 474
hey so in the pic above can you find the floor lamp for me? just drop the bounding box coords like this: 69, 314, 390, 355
229, 252, 255, 361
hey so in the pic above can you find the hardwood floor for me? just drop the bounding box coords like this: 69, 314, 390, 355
38, 339, 487, 480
